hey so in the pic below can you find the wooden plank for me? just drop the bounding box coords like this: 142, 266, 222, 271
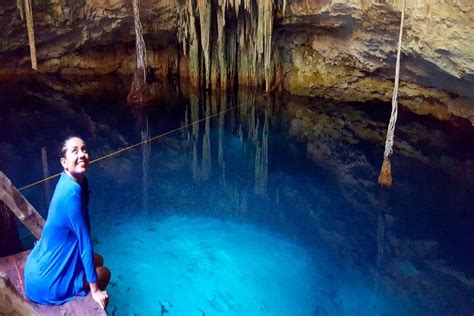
0, 171, 45, 239
0, 271, 40, 315
0, 251, 107, 315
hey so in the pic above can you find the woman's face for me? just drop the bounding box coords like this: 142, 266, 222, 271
60, 137, 89, 180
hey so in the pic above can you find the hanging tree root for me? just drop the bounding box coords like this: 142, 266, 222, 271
127, 69, 152, 105
378, 156, 393, 188
377, 0, 406, 188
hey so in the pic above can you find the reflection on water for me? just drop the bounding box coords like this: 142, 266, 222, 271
40, 147, 52, 211
131, 107, 152, 214
0, 75, 473, 315
183, 90, 271, 197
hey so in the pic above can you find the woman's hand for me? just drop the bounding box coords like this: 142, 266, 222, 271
90, 283, 108, 309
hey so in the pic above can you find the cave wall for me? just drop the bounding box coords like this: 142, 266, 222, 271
279, 1, 474, 123
0, 0, 472, 123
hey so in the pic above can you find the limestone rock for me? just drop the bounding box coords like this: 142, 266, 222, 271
0, 0, 472, 123
280, 1, 474, 123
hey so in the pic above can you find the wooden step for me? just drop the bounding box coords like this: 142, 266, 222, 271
0, 250, 107, 315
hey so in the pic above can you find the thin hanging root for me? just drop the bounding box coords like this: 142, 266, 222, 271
128, 0, 151, 104
24, 0, 37, 70
378, 0, 406, 188
378, 157, 393, 188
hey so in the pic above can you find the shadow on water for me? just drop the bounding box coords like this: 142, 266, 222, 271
1, 75, 473, 315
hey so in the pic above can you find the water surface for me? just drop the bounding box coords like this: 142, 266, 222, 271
1, 75, 473, 315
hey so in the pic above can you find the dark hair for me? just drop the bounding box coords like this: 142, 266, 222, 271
60, 136, 85, 158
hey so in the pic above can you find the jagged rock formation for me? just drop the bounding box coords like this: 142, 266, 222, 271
177, 0, 278, 90
0, 0, 472, 123
280, 1, 474, 124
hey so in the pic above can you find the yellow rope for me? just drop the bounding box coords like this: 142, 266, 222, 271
18, 88, 277, 192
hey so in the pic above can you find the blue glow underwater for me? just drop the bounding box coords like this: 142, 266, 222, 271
1, 77, 473, 315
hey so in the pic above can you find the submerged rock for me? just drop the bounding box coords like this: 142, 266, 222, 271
159, 300, 172, 315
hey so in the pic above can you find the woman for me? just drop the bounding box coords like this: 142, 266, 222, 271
24, 136, 110, 309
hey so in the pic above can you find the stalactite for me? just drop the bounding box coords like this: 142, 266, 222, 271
190, 0, 200, 85
262, 0, 273, 91
197, 0, 212, 88
177, 9, 189, 57
210, 43, 219, 91
227, 28, 237, 88
177, 0, 280, 91
128, 0, 151, 104
17, 0, 24, 21
238, 13, 258, 86
217, 6, 227, 89
24, 0, 37, 70
233, 0, 239, 16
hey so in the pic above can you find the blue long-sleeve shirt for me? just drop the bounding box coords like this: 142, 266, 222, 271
24, 172, 97, 305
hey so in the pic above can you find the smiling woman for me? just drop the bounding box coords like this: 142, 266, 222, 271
60, 136, 90, 182
23, 137, 111, 310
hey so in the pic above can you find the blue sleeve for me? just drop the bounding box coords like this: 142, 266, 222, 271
65, 194, 98, 283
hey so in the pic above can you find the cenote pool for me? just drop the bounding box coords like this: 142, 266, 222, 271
1, 76, 473, 315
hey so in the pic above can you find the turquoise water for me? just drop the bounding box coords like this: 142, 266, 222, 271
1, 76, 473, 315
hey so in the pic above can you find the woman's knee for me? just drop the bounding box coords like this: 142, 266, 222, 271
94, 253, 104, 267
96, 266, 111, 291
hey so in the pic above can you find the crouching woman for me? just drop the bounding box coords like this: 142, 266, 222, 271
24, 136, 111, 309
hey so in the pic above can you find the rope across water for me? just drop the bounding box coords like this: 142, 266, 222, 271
18, 88, 277, 192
